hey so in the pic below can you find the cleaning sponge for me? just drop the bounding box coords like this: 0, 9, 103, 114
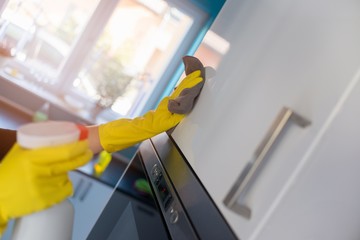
168, 56, 206, 114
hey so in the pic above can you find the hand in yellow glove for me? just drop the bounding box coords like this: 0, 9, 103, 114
97, 70, 203, 153
0, 141, 93, 232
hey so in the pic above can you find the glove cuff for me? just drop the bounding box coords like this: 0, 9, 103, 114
98, 119, 151, 153
98, 115, 163, 153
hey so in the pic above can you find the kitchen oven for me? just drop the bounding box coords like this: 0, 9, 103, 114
87, 132, 236, 240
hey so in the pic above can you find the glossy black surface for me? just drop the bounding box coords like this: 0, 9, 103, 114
87, 153, 169, 240
150, 133, 238, 240
89, 133, 237, 240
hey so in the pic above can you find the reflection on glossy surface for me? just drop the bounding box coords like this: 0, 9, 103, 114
87, 154, 169, 240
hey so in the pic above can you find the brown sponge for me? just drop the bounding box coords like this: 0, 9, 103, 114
168, 56, 205, 114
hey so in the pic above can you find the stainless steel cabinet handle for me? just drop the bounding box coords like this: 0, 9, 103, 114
223, 107, 311, 219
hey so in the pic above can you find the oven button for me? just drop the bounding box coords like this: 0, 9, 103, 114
151, 164, 160, 177
169, 208, 179, 224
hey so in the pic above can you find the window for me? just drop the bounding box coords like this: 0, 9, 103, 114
0, 0, 219, 122
73, 0, 194, 117
0, 0, 100, 81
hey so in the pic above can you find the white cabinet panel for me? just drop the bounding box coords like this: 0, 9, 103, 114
172, 0, 360, 239
69, 171, 114, 240
256, 69, 360, 240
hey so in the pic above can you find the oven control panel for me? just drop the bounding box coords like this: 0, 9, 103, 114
141, 140, 198, 239
151, 164, 173, 211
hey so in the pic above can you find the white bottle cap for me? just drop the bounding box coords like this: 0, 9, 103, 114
17, 121, 80, 149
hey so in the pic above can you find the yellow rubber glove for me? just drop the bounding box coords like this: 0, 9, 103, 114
0, 141, 93, 229
99, 70, 203, 153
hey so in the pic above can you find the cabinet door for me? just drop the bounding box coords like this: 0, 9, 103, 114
171, 0, 360, 239
254, 69, 360, 240
69, 171, 114, 240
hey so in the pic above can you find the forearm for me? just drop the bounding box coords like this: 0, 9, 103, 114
58, 66, 203, 155
86, 118, 155, 154
86, 125, 103, 154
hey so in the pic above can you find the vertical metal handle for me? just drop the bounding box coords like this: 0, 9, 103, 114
223, 107, 311, 219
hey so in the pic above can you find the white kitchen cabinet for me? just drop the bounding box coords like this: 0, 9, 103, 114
254, 68, 360, 240
172, 0, 360, 239
68, 171, 114, 240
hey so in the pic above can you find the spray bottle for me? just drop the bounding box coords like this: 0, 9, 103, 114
11, 121, 88, 240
